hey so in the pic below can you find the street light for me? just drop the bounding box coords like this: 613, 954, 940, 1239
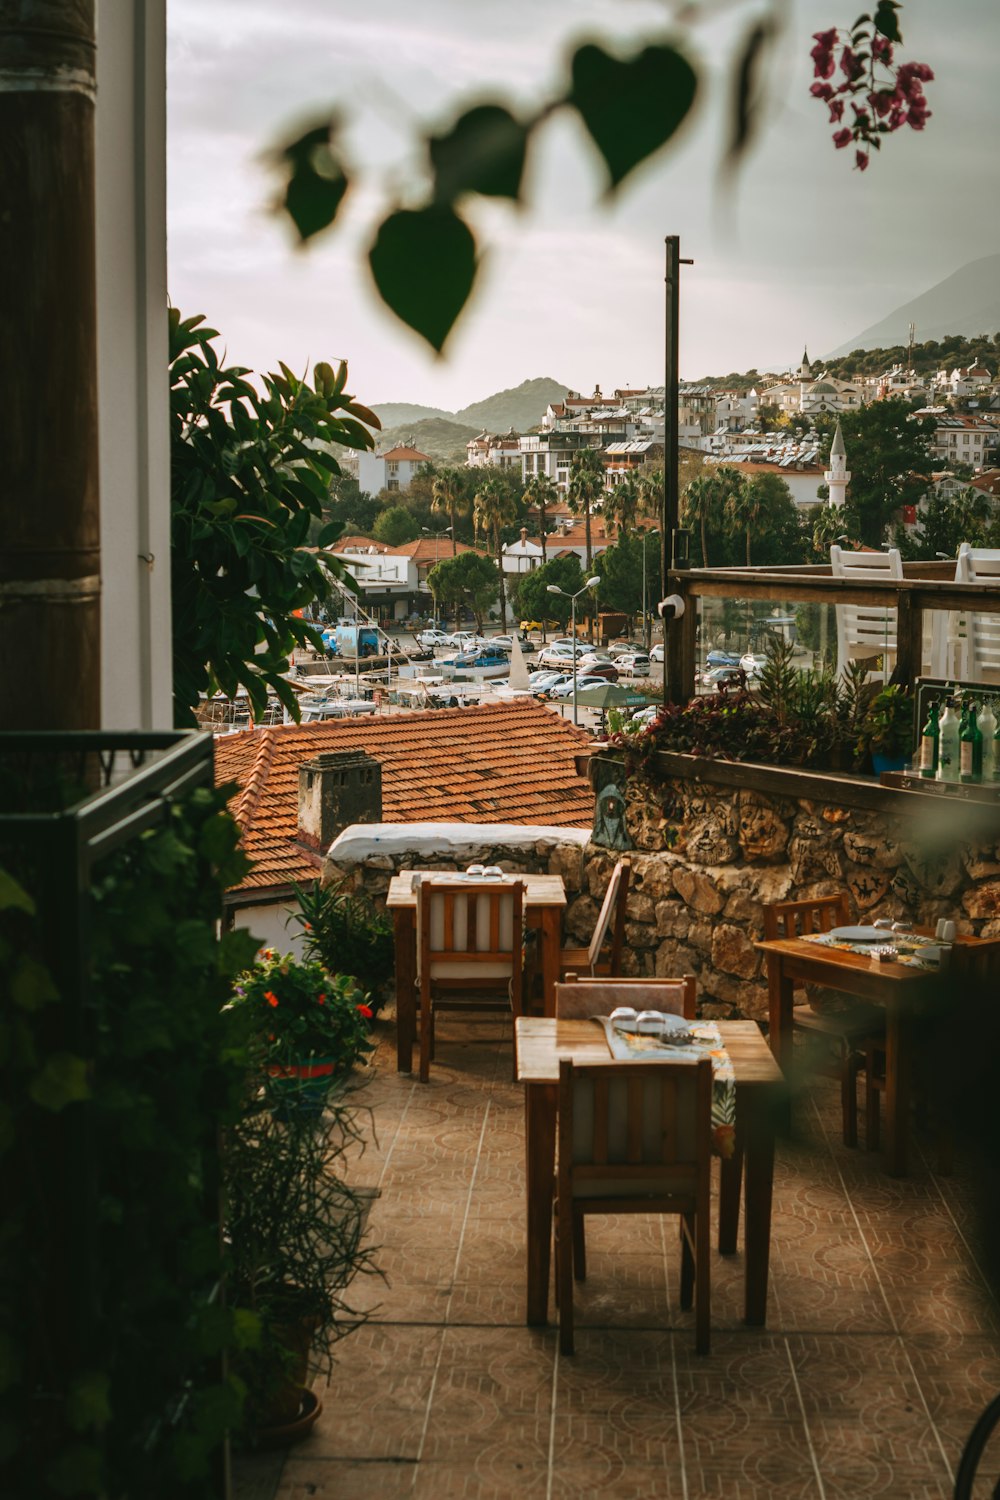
548, 575, 600, 726
422, 526, 451, 624
641, 529, 661, 653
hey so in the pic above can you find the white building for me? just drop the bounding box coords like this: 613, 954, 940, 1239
929, 416, 1000, 469
358, 444, 433, 495
501, 528, 545, 574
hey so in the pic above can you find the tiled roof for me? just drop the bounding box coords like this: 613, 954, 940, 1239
215, 700, 594, 893
390, 537, 477, 564
380, 445, 433, 461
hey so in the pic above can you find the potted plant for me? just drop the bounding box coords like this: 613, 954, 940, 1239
228, 949, 375, 1110
292, 878, 395, 1016
223, 1059, 380, 1443
854, 684, 913, 774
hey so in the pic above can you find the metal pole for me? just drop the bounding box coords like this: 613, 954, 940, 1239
571, 594, 578, 726
641, 532, 647, 653
0, 1, 100, 728
663, 235, 693, 708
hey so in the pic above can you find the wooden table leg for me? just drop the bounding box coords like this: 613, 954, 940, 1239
525, 1081, 556, 1326
393, 909, 415, 1074
718, 1134, 744, 1256
539, 909, 561, 1018
884, 1004, 910, 1177
743, 1091, 776, 1326
766, 955, 795, 1078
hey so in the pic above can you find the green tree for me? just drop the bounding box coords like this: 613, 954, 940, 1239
602, 474, 644, 538
567, 447, 605, 573
169, 310, 377, 726
595, 531, 643, 619
513, 553, 585, 631
473, 472, 519, 629
430, 465, 471, 554
725, 474, 764, 567
835, 398, 937, 546
522, 472, 558, 561
372, 505, 421, 545
891, 486, 1000, 561
321, 476, 381, 537
427, 549, 497, 632
681, 469, 736, 569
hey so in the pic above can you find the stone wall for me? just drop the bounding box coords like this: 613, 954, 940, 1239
324, 760, 1000, 1025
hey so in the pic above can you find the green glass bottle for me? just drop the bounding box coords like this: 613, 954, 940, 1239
918, 699, 939, 778
960, 701, 983, 783
993, 701, 1000, 782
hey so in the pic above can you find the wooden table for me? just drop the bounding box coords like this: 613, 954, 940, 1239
387, 871, 567, 1074
515, 1017, 786, 1329
756, 934, 979, 1176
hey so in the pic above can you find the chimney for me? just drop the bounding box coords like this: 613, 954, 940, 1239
519, 526, 528, 545
297, 749, 382, 855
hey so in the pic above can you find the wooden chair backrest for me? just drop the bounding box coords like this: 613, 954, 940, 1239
558, 1056, 712, 1198
587, 857, 631, 971
416, 880, 524, 1002
950, 937, 1000, 985
556, 975, 696, 1020
762, 892, 849, 942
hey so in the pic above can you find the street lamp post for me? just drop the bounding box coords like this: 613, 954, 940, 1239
422, 526, 451, 624
548, 575, 600, 726
641, 528, 660, 653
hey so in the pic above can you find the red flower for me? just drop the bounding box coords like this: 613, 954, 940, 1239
810, 29, 837, 79
828, 99, 845, 122
839, 45, 864, 83
356, 1003, 373, 1019
264, 990, 279, 1008
872, 34, 893, 64
317, 993, 326, 1005
810, 81, 834, 101
855, 150, 870, 171
832, 128, 853, 149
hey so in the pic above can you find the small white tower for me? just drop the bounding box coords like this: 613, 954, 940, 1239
825, 419, 850, 507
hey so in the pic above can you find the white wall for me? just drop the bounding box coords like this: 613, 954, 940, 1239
96, 1, 172, 729
232, 902, 309, 959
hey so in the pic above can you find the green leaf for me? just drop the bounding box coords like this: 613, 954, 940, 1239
369, 206, 477, 352
278, 122, 350, 242
46, 1443, 103, 1495
568, 41, 698, 192
317, 520, 345, 548
725, 20, 777, 172
0, 869, 35, 915
29, 1052, 90, 1112
66, 1371, 112, 1434
873, 1, 902, 41
429, 104, 529, 203
11, 955, 59, 1011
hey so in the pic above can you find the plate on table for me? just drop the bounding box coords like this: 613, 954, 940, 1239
828, 926, 886, 943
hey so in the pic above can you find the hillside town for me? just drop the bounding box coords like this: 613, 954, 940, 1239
11, 5, 1000, 1500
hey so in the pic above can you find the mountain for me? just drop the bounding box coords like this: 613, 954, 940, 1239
375, 417, 479, 466
827, 253, 1000, 358
453, 378, 568, 432
371, 378, 567, 443
372, 401, 452, 429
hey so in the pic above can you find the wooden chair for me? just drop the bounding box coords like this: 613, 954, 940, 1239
555, 974, 697, 1021
415, 878, 525, 1083
555, 1056, 714, 1355
559, 857, 631, 980
830, 544, 902, 683
762, 893, 883, 1147
864, 936, 1000, 1163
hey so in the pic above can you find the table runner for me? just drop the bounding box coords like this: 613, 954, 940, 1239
595, 1016, 736, 1158
801, 930, 946, 971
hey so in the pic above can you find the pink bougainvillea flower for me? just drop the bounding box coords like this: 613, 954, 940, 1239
832, 128, 853, 149
810, 80, 834, 101
828, 99, 845, 122
872, 34, 894, 63
839, 45, 864, 82
855, 150, 870, 171
810, 30, 837, 78
356, 1003, 373, 1019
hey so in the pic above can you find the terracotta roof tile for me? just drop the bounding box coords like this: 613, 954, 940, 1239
215, 700, 594, 893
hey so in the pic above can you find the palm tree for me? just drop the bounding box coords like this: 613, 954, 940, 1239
473, 472, 519, 630
567, 447, 605, 574
725, 473, 764, 567
681, 473, 721, 570
521, 472, 558, 562
602, 473, 641, 538
430, 466, 469, 555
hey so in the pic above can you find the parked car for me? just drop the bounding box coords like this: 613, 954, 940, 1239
534, 673, 575, 698
549, 674, 617, 699
417, 628, 451, 648
649, 643, 665, 664
575, 661, 619, 682
519, 618, 561, 633
629, 705, 661, 726
536, 643, 586, 669
528, 669, 562, 689
705, 649, 741, 668
444, 630, 483, 650
740, 653, 767, 678
490, 633, 531, 651
700, 665, 746, 688
607, 640, 645, 659
577, 651, 614, 669
614, 652, 652, 676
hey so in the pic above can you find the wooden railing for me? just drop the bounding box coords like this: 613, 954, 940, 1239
664, 560, 1000, 702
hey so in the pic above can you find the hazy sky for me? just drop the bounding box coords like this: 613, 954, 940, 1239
166, 0, 998, 410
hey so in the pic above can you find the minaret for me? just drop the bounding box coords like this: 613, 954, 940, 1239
825, 419, 850, 507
